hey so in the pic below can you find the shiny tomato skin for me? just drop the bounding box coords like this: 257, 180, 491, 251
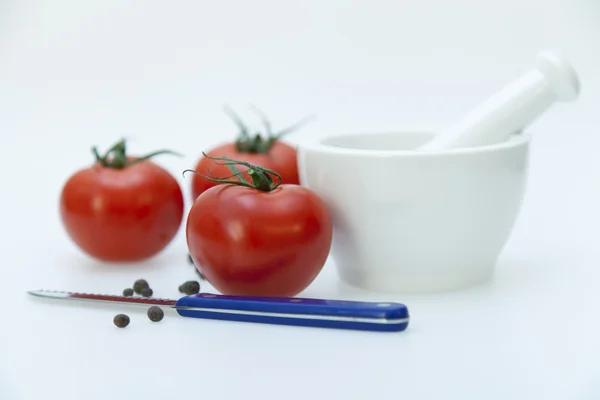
186, 184, 332, 297
60, 160, 184, 262
190, 141, 299, 201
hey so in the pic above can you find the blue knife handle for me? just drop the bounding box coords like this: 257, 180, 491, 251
175, 293, 409, 332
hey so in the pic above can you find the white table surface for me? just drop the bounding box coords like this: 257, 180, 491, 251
3, 125, 600, 400
2, 1, 600, 399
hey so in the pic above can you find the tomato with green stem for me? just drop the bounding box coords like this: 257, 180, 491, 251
185, 154, 332, 297
60, 139, 185, 262
190, 106, 312, 201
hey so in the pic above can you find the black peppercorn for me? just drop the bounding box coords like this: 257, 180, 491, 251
140, 287, 153, 297
122, 288, 134, 297
113, 314, 130, 328
147, 306, 164, 322
133, 279, 149, 294
187, 280, 201, 294
179, 280, 201, 295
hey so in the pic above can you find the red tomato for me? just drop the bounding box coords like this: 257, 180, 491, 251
60, 140, 184, 262
186, 157, 332, 297
190, 108, 311, 201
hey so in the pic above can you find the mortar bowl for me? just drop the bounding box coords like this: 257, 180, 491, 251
297, 131, 530, 294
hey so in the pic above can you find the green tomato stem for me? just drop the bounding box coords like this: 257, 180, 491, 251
182, 152, 283, 192
223, 105, 313, 154
91, 138, 182, 169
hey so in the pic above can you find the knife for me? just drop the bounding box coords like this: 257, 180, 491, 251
27, 290, 410, 332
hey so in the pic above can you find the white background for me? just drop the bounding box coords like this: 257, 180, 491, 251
1, 0, 599, 399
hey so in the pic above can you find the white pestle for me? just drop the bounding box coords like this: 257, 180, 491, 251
418, 50, 581, 151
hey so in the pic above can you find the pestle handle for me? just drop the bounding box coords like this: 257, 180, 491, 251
418, 50, 580, 151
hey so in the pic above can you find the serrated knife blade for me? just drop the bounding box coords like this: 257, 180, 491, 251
28, 289, 178, 306
27, 289, 410, 332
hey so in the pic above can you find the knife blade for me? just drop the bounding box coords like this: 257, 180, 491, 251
27, 290, 409, 332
